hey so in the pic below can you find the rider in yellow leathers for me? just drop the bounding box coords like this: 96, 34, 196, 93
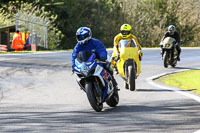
111, 24, 143, 73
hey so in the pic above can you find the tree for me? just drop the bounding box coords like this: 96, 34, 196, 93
44, 0, 124, 49
123, 0, 200, 47
0, 0, 64, 49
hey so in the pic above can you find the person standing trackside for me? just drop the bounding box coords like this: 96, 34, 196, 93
11, 30, 24, 51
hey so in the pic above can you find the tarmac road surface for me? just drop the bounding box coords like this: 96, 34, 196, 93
0, 48, 200, 133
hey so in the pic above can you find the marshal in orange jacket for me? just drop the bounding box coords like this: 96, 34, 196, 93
11, 32, 29, 51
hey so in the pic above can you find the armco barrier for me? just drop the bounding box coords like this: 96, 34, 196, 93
31, 44, 36, 51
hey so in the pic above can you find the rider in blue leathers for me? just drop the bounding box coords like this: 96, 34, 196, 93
72, 39, 107, 68
72, 27, 119, 91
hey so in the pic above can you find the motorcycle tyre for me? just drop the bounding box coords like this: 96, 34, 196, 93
171, 61, 177, 67
128, 65, 136, 91
106, 91, 119, 107
85, 83, 103, 112
171, 55, 177, 68
163, 52, 169, 68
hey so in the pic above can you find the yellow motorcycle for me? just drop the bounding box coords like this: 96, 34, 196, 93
162, 37, 178, 68
112, 39, 141, 91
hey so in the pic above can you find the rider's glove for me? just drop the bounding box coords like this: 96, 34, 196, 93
115, 53, 120, 61
139, 50, 143, 56
160, 42, 163, 48
138, 50, 143, 61
99, 57, 106, 61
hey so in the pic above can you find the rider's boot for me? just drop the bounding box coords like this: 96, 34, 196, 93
177, 51, 181, 61
176, 45, 181, 61
177, 56, 180, 61
112, 77, 120, 91
124, 82, 129, 89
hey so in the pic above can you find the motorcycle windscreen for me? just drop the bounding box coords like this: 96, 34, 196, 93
77, 51, 96, 63
163, 37, 176, 49
118, 39, 138, 59
118, 39, 137, 50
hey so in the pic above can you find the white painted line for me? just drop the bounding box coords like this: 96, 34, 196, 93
146, 68, 200, 103
147, 77, 200, 103
193, 130, 200, 133
146, 68, 200, 133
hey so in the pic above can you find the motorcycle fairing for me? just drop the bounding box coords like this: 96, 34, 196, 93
117, 47, 141, 78
74, 55, 113, 101
163, 37, 176, 49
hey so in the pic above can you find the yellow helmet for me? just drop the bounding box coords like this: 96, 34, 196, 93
120, 24, 132, 38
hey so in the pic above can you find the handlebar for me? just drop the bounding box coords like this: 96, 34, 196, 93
95, 59, 107, 64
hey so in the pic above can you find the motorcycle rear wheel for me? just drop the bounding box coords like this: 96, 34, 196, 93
85, 83, 103, 112
106, 91, 119, 107
171, 64, 176, 67
171, 55, 178, 67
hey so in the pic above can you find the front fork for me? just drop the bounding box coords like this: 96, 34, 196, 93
124, 59, 136, 80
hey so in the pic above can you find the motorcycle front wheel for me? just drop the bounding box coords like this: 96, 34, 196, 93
85, 82, 103, 112
128, 65, 136, 91
171, 52, 178, 67
163, 52, 169, 68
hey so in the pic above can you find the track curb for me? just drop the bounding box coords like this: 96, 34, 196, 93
146, 68, 200, 133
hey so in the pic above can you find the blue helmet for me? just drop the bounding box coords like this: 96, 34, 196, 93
168, 25, 176, 35
76, 27, 92, 45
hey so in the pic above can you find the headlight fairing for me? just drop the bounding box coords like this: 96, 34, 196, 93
81, 65, 90, 76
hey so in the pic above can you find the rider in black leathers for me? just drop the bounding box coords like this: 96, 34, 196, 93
160, 25, 181, 61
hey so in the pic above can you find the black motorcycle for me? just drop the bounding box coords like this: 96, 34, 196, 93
162, 37, 178, 68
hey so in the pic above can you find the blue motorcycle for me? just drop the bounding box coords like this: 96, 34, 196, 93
73, 51, 119, 112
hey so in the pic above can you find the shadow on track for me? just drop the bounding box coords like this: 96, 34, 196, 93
0, 100, 200, 132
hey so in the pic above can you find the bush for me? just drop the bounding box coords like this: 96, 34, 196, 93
123, 0, 200, 47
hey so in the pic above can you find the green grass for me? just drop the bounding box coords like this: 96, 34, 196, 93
155, 70, 200, 96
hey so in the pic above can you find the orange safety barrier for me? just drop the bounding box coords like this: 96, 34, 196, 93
31, 44, 36, 51
0, 45, 8, 52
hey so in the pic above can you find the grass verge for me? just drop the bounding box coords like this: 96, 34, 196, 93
155, 70, 200, 96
